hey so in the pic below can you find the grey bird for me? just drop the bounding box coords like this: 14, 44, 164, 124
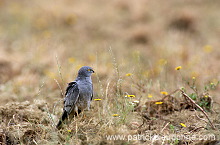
56, 66, 94, 129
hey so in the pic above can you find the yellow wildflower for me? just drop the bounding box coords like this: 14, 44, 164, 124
112, 114, 119, 117
67, 130, 71, 133
126, 73, 133, 77
148, 94, 153, 98
180, 123, 187, 127
68, 57, 75, 63
125, 95, 136, 98
160, 91, 168, 95
94, 99, 102, 101
175, 66, 182, 70
203, 45, 213, 53
204, 95, 209, 98
192, 77, 196, 80
155, 102, 163, 105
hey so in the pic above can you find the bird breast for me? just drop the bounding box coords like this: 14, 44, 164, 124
76, 79, 93, 110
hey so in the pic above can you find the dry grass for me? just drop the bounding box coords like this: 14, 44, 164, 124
0, 0, 220, 144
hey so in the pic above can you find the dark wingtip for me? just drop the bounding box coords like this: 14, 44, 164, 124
56, 120, 62, 130
61, 110, 68, 121
56, 111, 68, 130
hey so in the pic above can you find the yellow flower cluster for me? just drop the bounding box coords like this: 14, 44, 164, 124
175, 66, 182, 70
112, 114, 119, 117
94, 99, 102, 101
160, 91, 168, 95
125, 73, 133, 77
125, 95, 136, 98
180, 123, 186, 127
155, 102, 163, 105
148, 94, 153, 98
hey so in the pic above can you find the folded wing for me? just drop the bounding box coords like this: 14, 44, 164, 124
64, 81, 80, 115
56, 81, 79, 129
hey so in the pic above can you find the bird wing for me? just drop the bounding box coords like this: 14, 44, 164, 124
64, 81, 80, 115
91, 84, 93, 101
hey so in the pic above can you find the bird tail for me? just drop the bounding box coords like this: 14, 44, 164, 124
56, 109, 82, 130
56, 110, 68, 130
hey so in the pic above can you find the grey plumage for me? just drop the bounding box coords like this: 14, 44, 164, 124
56, 66, 94, 129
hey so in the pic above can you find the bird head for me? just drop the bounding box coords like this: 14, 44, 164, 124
78, 66, 95, 77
